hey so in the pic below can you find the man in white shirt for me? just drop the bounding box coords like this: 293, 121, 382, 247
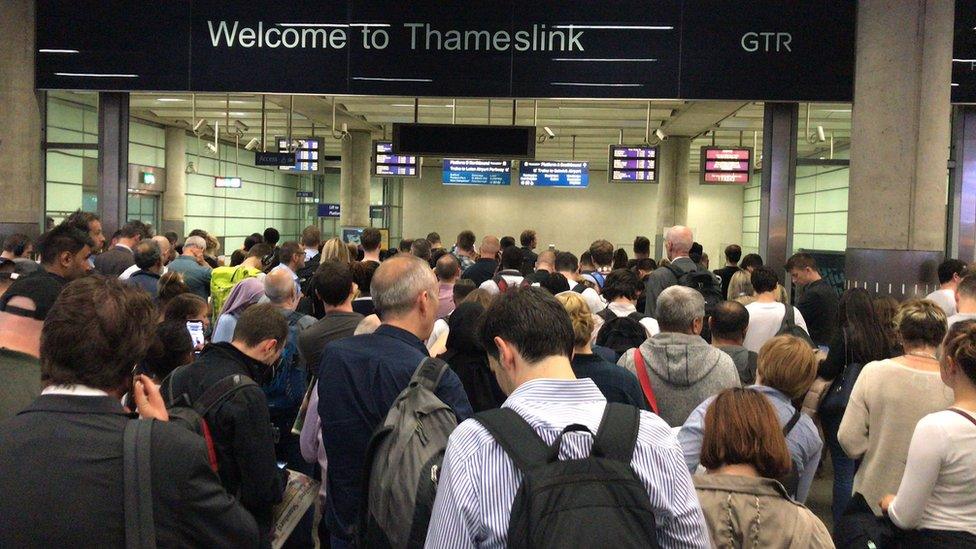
948, 274, 976, 328
743, 266, 809, 353
927, 259, 968, 317
554, 251, 606, 314
425, 287, 709, 548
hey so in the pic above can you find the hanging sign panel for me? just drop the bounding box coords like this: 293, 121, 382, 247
608, 145, 658, 183
372, 140, 420, 177
35, 0, 857, 102
519, 161, 589, 188
699, 147, 753, 185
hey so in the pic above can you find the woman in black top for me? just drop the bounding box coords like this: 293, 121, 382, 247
438, 302, 506, 412
556, 292, 648, 410
818, 288, 891, 525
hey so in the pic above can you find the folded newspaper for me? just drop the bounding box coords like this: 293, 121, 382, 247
271, 469, 320, 549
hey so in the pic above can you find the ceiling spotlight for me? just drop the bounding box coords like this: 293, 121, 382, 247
244, 137, 260, 151
192, 118, 208, 135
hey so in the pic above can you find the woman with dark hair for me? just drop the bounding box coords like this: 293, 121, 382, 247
141, 320, 196, 381
694, 388, 832, 547
611, 248, 629, 271
839, 300, 954, 517
438, 302, 504, 412
817, 288, 893, 524
156, 271, 189, 318
163, 293, 211, 347
880, 320, 976, 546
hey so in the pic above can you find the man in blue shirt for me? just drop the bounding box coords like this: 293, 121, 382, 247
167, 235, 212, 299
318, 255, 473, 548
425, 287, 709, 548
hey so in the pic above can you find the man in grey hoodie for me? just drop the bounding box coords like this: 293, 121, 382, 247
619, 285, 740, 426
709, 300, 758, 385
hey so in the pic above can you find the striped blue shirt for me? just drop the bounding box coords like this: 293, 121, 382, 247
425, 378, 711, 548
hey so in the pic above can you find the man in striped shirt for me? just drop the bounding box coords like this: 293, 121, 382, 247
425, 287, 710, 548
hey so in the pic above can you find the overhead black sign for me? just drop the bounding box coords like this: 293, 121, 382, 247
255, 151, 296, 166
35, 0, 856, 102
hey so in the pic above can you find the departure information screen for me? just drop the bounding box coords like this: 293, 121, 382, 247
277, 138, 319, 172
608, 145, 658, 183
700, 147, 752, 184
373, 140, 420, 178
519, 161, 589, 188
442, 159, 511, 186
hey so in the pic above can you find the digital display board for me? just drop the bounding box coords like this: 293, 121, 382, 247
442, 159, 511, 186
608, 145, 659, 183
277, 137, 319, 172
519, 161, 589, 188
699, 147, 753, 184
317, 203, 340, 218
373, 141, 420, 178
214, 177, 242, 188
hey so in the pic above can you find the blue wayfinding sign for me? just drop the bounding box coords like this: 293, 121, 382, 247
318, 203, 340, 218
519, 161, 589, 188
442, 159, 511, 186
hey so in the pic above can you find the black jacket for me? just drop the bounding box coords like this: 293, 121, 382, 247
0, 395, 258, 548
461, 258, 498, 287
519, 246, 538, 276
93, 245, 135, 278
171, 342, 285, 540
438, 303, 505, 412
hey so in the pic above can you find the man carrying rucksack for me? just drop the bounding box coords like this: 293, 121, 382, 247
318, 255, 472, 548
480, 245, 526, 294
643, 226, 721, 316
425, 287, 710, 548
167, 303, 288, 548
596, 269, 660, 359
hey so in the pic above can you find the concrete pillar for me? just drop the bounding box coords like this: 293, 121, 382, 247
845, 0, 953, 298
759, 103, 799, 284
654, 137, 690, 259
97, 92, 129, 235
339, 129, 372, 228
0, 0, 43, 238
162, 128, 187, 237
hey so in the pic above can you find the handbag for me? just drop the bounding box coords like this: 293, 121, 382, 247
818, 330, 864, 420
833, 492, 895, 548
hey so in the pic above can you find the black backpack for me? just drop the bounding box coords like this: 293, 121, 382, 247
493, 272, 531, 293
776, 304, 816, 348
475, 403, 660, 549
160, 365, 259, 472
665, 264, 723, 315
595, 309, 649, 360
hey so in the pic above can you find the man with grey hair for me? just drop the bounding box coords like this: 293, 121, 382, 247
619, 285, 740, 426
317, 255, 472, 546
643, 225, 714, 316
167, 234, 212, 299
125, 239, 164, 297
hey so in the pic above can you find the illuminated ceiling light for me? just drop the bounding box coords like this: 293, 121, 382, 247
38, 48, 79, 53
156, 98, 185, 102
55, 72, 137, 78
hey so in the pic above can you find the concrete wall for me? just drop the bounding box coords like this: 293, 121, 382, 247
402, 167, 743, 262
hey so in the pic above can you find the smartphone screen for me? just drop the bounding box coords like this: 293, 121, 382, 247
186, 321, 206, 348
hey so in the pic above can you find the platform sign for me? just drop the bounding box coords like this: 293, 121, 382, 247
609, 145, 659, 183
519, 161, 589, 188
373, 140, 421, 178
700, 147, 753, 185
317, 203, 340, 218
442, 159, 511, 186
255, 151, 296, 167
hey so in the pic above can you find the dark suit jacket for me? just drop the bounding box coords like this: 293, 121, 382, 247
0, 395, 259, 548
94, 245, 135, 278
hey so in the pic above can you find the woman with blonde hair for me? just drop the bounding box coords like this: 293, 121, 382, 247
556, 292, 646, 408
839, 299, 954, 516
694, 388, 833, 548
320, 237, 351, 264
727, 269, 756, 305
679, 335, 823, 502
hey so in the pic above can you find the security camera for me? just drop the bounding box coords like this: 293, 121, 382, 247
185, 161, 197, 174
244, 138, 260, 151
192, 118, 208, 135
655, 128, 667, 141
205, 142, 218, 155
816, 125, 826, 142
544, 126, 555, 139
234, 120, 249, 136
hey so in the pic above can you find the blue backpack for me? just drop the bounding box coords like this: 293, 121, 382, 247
263, 310, 307, 414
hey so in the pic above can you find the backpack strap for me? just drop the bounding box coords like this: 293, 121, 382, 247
592, 403, 640, 464
780, 303, 796, 332
123, 419, 157, 549
410, 357, 451, 393
194, 374, 259, 417
948, 408, 976, 429
493, 273, 509, 293
632, 349, 659, 414
474, 408, 549, 473
596, 307, 615, 322
783, 408, 802, 436
627, 311, 647, 321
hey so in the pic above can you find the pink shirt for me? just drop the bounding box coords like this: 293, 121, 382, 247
437, 282, 456, 319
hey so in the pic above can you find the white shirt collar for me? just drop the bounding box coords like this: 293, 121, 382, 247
42, 384, 110, 397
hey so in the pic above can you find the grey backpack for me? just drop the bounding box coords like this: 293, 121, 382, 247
360, 357, 458, 548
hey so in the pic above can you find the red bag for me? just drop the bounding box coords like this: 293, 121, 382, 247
632, 349, 659, 414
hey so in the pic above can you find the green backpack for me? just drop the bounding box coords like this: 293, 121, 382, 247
210, 265, 263, 317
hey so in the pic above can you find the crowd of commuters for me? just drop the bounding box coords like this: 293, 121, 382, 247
1, 213, 975, 548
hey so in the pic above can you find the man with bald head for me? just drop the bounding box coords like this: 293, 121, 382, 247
644, 225, 700, 315
119, 235, 171, 281
527, 248, 557, 285
461, 235, 500, 287
317, 255, 472, 547
435, 252, 461, 318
